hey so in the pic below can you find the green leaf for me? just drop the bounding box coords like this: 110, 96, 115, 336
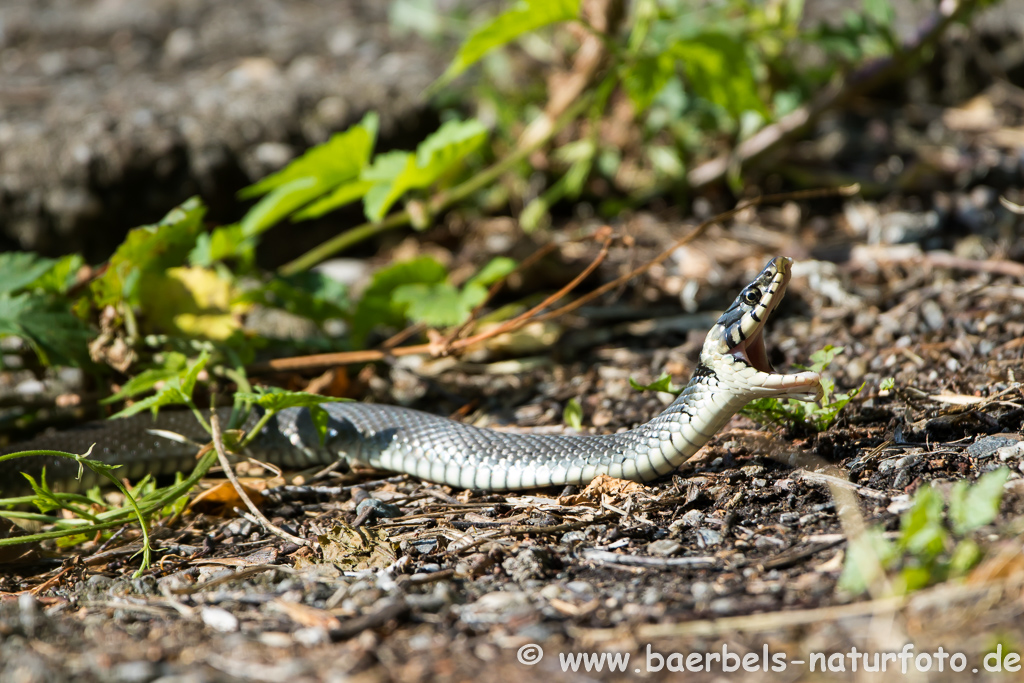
109, 385, 191, 419
436, 0, 580, 85
392, 282, 482, 327
671, 33, 768, 118
239, 176, 327, 238
0, 253, 59, 295
238, 272, 348, 323
240, 113, 377, 199
563, 397, 583, 429
899, 486, 948, 559
838, 525, 897, 595
630, 373, 682, 395
349, 257, 448, 346
465, 257, 517, 289
109, 351, 209, 419
949, 467, 1010, 535
189, 224, 251, 268
181, 350, 210, 397
91, 197, 207, 309
102, 352, 189, 403
863, 0, 894, 27
236, 113, 378, 234
624, 51, 677, 114
362, 119, 488, 222
0, 293, 93, 367
30, 254, 84, 295
292, 180, 375, 221
235, 387, 349, 412
949, 538, 983, 575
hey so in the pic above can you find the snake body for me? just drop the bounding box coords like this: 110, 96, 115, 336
2, 257, 822, 493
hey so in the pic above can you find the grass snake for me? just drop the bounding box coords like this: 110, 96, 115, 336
1, 257, 822, 493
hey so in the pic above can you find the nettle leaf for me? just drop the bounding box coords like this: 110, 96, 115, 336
236, 387, 350, 412
362, 119, 488, 223
110, 351, 208, 419
671, 33, 768, 118
438, 0, 580, 85
92, 197, 206, 309
0, 252, 59, 295
630, 373, 682, 395
0, 293, 93, 367
949, 467, 1010, 535
350, 256, 448, 346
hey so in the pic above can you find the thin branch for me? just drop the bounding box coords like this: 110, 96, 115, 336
209, 412, 310, 547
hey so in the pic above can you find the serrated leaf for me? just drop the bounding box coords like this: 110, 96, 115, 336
109, 385, 191, 419
110, 352, 208, 419
0, 252, 59, 295
671, 33, 767, 118
102, 352, 189, 403
235, 388, 345, 411
949, 467, 1009, 535
437, 0, 580, 85
0, 292, 93, 367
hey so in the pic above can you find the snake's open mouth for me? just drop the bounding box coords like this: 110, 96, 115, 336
735, 326, 774, 374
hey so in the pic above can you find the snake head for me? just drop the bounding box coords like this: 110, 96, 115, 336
701, 256, 823, 402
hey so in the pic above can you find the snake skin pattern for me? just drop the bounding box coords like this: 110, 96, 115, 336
1, 257, 822, 493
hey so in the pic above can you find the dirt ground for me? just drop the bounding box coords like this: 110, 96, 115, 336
2, 3, 1024, 683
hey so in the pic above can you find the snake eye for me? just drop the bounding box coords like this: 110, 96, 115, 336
742, 287, 761, 305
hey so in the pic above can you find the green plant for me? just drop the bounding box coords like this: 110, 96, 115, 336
742, 345, 863, 432
563, 397, 584, 429
840, 468, 1011, 595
